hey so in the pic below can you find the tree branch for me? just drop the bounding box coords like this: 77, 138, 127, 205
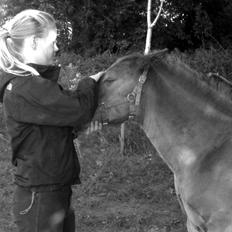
151, 0, 164, 28
147, 0, 152, 27
145, 0, 164, 54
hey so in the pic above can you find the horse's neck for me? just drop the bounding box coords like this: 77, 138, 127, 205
140, 67, 232, 173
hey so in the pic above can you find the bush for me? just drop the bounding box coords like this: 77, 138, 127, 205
58, 51, 118, 75
57, 51, 118, 89
174, 47, 232, 80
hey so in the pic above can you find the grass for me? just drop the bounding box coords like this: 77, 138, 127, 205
0, 122, 185, 232
0, 139, 15, 232
72, 126, 185, 232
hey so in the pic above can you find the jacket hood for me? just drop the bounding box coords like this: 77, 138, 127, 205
0, 64, 61, 103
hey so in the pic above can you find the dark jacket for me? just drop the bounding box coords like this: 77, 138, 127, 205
0, 64, 97, 189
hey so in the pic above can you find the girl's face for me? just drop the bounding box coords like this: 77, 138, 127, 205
28, 29, 59, 65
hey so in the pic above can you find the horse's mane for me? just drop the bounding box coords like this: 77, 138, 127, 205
163, 54, 232, 101
112, 51, 232, 102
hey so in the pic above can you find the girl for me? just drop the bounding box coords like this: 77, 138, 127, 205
0, 9, 102, 232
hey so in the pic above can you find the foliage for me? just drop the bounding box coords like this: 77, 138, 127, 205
58, 50, 118, 75
1, 0, 232, 54
57, 51, 118, 89
174, 47, 232, 79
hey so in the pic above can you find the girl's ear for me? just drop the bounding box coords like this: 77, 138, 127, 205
32, 36, 37, 50
23, 36, 37, 50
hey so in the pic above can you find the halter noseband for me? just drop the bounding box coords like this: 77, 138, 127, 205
98, 67, 149, 125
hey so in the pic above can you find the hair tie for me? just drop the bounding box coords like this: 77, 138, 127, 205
0, 28, 11, 39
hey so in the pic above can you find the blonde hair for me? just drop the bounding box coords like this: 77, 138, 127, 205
0, 9, 56, 76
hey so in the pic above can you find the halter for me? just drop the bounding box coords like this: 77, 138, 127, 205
98, 67, 149, 125
127, 67, 149, 120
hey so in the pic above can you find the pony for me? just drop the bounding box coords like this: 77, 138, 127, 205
93, 49, 232, 232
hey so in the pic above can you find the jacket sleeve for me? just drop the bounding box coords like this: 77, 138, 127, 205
3, 76, 98, 127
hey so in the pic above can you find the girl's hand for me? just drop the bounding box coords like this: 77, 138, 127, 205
85, 121, 103, 135
89, 71, 105, 82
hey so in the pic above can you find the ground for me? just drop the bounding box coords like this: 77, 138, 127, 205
0, 123, 186, 232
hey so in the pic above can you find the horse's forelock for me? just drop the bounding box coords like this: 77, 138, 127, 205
107, 50, 168, 77
108, 53, 143, 70
108, 54, 152, 75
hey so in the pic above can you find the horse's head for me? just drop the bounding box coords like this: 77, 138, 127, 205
94, 49, 168, 124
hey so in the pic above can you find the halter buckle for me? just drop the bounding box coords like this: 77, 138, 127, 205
127, 93, 136, 103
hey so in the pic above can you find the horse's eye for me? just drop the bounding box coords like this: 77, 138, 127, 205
104, 79, 115, 84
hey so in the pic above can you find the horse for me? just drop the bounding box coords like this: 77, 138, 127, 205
93, 50, 232, 232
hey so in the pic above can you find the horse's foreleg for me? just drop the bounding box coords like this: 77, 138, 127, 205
174, 176, 207, 232
187, 219, 207, 232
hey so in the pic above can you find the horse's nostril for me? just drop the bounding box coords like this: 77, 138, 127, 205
98, 102, 104, 107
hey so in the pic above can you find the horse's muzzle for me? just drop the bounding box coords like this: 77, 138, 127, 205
93, 101, 130, 125
92, 103, 109, 125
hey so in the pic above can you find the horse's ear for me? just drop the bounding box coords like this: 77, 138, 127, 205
90, 71, 105, 82
138, 48, 169, 72
146, 48, 169, 60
